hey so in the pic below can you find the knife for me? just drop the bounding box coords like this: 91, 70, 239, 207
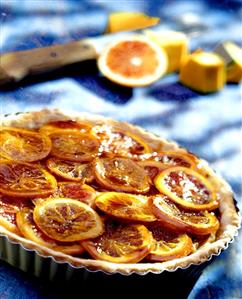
0, 13, 210, 87
0, 28, 148, 86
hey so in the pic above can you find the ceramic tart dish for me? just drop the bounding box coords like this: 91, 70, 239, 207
0, 109, 240, 280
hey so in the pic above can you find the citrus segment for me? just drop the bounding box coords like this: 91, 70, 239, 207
98, 35, 168, 87
46, 158, 94, 183
0, 127, 51, 162
49, 131, 100, 162
154, 166, 219, 211
106, 12, 159, 33
81, 220, 152, 263
94, 157, 150, 193
33, 198, 103, 242
0, 161, 57, 198
151, 195, 219, 235
147, 224, 193, 261
95, 192, 156, 222
16, 207, 85, 255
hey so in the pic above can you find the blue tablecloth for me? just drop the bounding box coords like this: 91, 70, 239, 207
0, 1, 241, 298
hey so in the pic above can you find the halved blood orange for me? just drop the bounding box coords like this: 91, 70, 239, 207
46, 158, 94, 183
33, 198, 103, 242
151, 195, 219, 235
49, 131, 100, 162
0, 161, 57, 198
16, 207, 85, 255
98, 35, 168, 87
0, 127, 51, 162
81, 220, 153, 263
92, 124, 151, 157
94, 157, 150, 193
53, 182, 96, 206
95, 192, 156, 222
154, 166, 219, 211
154, 151, 196, 168
39, 120, 92, 135
146, 223, 193, 262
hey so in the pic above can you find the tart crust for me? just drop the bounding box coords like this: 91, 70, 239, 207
0, 109, 240, 275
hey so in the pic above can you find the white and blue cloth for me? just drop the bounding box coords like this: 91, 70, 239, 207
0, 1, 241, 298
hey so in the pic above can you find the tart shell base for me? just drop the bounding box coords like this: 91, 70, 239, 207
0, 109, 241, 277
0, 234, 213, 299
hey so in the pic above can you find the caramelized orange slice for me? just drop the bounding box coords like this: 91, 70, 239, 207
154, 166, 219, 211
0, 127, 51, 162
95, 192, 156, 222
0, 161, 57, 198
94, 157, 150, 193
138, 160, 166, 181
33, 198, 103, 242
98, 35, 167, 87
81, 220, 152, 263
0, 197, 20, 233
49, 131, 100, 162
146, 224, 193, 262
39, 120, 92, 135
53, 182, 96, 206
92, 124, 151, 157
16, 207, 85, 255
151, 195, 219, 235
46, 158, 94, 183
154, 151, 196, 168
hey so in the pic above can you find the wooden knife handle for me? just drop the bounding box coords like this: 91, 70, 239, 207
0, 39, 98, 85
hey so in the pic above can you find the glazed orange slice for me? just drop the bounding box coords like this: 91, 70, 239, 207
95, 192, 156, 222
39, 120, 92, 135
146, 224, 193, 262
138, 160, 166, 181
81, 220, 152, 263
154, 151, 196, 168
33, 198, 103, 242
0, 161, 57, 198
98, 35, 167, 87
16, 207, 85, 255
192, 233, 216, 251
151, 195, 219, 235
154, 166, 219, 211
0, 127, 51, 162
49, 131, 100, 162
92, 124, 151, 157
46, 158, 94, 183
53, 182, 96, 206
0, 197, 19, 233
94, 157, 150, 193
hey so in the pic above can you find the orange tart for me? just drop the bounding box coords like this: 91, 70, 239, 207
0, 109, 240, 275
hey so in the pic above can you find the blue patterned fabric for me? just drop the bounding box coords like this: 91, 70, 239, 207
0, 1, 241, 298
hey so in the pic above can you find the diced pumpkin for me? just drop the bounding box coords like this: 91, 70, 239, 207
105, 12, 159, 33
145, 30, 189, 73
179, 51, 226, 93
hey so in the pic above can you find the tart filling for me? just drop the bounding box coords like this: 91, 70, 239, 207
0, 109, 240, 275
